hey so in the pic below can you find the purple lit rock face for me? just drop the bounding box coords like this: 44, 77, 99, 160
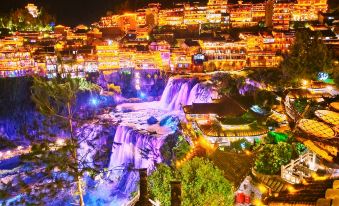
159, 77, 217, 110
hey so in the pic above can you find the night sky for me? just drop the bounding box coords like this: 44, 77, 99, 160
0, 0, 207, 26
1, 0, 337, 26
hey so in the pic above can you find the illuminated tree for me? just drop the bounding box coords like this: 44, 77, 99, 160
148, 157, 234, 206
0, 6, 54, 31
1, 77, 100, 205
280, 31, 333, 86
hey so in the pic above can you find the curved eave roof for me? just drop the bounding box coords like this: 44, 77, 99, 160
315, 110, 339, 125
298, 119, 336, 139
330, 102, 339, 112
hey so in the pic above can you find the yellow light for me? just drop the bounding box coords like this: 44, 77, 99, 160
287, 185, 297, 194
252, 198, 264, 206
56, 138, 65, 146
311, 172, 329, 181
302, 79, 308, 86
257, 184, 267, 193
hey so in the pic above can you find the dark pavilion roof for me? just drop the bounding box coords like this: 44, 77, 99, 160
210, 150, 254, 188
183, 97, 247, 117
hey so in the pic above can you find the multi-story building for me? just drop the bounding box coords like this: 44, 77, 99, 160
272, 1, 294, 30
261, 31, 294, 53
206, 0, 228, 23
246, 50, 282, 67
158, 7, 184, 26
170, 48, 192, 71
99, 13, 137, 32
96, 42, 120, 72
292, 0, 328, 21
45, 56, 58, 78
0, 46, 36, 77
201, 40, 247, 70
228, 1, 257, 28
136, 9, 147, 27
252, 3, 266, 22
183, 3, 208, 25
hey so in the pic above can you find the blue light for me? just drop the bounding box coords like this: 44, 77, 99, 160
318, 72, 329, 81
139, 92, 146, 99
90, 98, 99, 106
240, 142, 246, 149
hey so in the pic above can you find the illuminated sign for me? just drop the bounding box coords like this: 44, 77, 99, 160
192, 53, 207, 65
264, 38, 275, 43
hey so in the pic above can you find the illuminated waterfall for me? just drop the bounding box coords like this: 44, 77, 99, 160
159, 77, 216, 110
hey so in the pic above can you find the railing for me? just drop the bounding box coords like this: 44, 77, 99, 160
281, 152, 317, 184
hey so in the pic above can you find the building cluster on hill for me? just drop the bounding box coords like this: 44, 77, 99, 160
0, 0, 338, 78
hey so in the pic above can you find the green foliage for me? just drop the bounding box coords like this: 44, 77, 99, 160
255, 142, 292, 175
230, 139, 251, 151
148, 164, 175, 206
247, 68, 284, 90
294, 142, 307, 156
280, 30, 334, 85
219, 111, 256, 125
160, 134, 191, 165
148, 157, 234, 206
293, 98, 308, 114
212, 73, 244, 96
254, 90, 278, 109
173, 136, 191, 160
266, 132, 289, 144
0, 6, 55, 31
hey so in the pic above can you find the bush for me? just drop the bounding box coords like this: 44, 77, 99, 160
148, 157, 234, 206
255, 142, 292, 175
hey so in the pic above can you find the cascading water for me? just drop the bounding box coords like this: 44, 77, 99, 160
159, 77, 217, 110
109, 126, 163, 203
108, 126, 163, 174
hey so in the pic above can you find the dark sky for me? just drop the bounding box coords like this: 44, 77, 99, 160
0, 0, 128, 26
1, 0, 337, 26
0, 0, 208, 26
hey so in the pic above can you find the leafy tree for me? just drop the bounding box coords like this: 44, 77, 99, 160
160, 134, 191, 165
254, 90, 278, 109
148, 164, 174, 206
230, 139, 251, 152
280, 30, 333, 86
0, 6, 54, 31
211, 73, 244, 97
1, 77, 100, 205
148, 157, 234, 206
173, 136, 191, 160
254, 142, 292, 175
247, 68, 284, 90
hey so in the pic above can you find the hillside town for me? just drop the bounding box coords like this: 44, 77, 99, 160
0, 0, 338, 206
